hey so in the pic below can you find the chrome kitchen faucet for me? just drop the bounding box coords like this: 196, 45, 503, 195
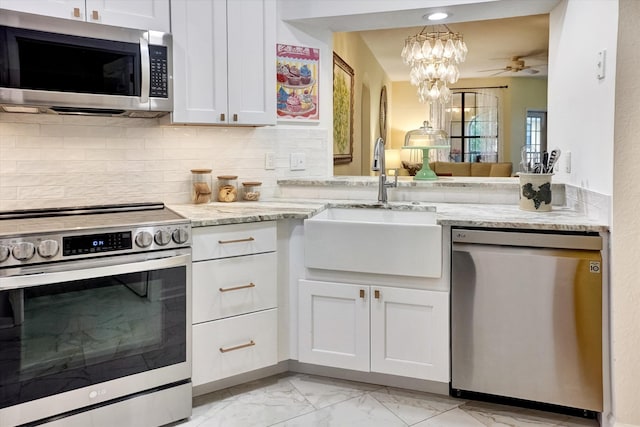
372, 137, 398, 203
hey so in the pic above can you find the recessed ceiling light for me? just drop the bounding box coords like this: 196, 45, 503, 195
427, 12, 449, 21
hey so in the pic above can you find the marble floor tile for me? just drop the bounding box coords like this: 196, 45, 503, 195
189, 376, 315, 427
272, 393, 407, 427
179, 374, 600, 427
287, 373, 383, 409
370, 387, 466, 425
413, 407, 487, 427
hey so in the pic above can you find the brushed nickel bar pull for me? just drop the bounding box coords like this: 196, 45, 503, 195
73, 7, 81, 17
374, 289, 381, 299
91, 10, 99, 20
220, 340, 255, 353
218, 237, 255, 244
219, 282, 256, 293
359, 289, 365, 299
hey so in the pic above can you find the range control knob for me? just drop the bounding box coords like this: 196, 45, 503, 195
12, 242, 35, 261
0, 245, 10, 262
172, 229, 189, 244
154, 230, 171, 246
135, 231, 153, 248
38, 239, 59, 258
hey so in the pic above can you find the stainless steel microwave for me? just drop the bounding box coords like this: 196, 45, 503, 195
0, 10, 172, 117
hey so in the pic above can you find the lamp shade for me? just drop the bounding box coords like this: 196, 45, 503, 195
384, 149, 402, 170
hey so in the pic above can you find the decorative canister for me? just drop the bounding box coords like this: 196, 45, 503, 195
519, 173, 553, 212
242, 181, 262, 201
190, 169, 212, 204
217, 175, 238, 202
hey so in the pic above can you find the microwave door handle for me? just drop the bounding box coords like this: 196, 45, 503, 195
140, 36, 150, 104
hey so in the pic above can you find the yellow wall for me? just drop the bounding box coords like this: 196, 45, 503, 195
333, 32, 391, 176
390, 77, 547, 171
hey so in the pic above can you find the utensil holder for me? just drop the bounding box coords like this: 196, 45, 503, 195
519, 173, 553, 212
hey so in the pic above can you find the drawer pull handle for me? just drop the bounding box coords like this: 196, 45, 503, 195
220, 340, 255, 353
359, 289, 365, 299
91, 10, 99, 20
219, 282, 256, 293
73, 7, 81, 17
374, 289, 381, 299
218, 237, 255, 244
220, 113, 225, 121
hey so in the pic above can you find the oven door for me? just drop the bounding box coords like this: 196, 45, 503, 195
0, 249, 191, 427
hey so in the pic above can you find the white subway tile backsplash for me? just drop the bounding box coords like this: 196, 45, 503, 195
0, 113, 328, 209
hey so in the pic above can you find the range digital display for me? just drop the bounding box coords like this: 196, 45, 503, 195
63, 232, 132, 256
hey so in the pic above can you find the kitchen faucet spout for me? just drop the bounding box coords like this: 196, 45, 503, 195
372, 137, 397, 203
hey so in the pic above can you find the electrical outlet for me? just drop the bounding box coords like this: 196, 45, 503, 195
290, 153, 306, 171
265, 152, 275, 170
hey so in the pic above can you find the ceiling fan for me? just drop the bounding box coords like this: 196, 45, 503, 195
481, 56, 545, 75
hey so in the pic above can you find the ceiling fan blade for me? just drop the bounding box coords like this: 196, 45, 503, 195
478, 67, 508, 72
489, 70, 509, 77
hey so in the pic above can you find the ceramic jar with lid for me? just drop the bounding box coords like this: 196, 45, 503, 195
242, 181, 262, 201
191, 169, 212, 204
217, 175, 238, 202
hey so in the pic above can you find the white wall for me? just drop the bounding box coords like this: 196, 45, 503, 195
611, 1, 640, 426
548, 0, 617, 198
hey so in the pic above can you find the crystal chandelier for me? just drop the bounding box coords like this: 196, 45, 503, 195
401, 25, 468, 104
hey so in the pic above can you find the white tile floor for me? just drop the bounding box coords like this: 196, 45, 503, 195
175, 373, 600, 427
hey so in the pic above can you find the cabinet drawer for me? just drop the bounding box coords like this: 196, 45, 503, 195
192, 309, 278, 386
192, 222, 276, 261
193, 252, 277, 323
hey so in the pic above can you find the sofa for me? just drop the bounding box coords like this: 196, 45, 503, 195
427, 161, 513, 177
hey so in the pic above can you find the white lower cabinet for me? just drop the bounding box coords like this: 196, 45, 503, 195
298, 279, 449, 382
191, 222, 278, 388
193, 309, 278, 386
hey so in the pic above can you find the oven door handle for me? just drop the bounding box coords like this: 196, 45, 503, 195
0, 253, 190, 291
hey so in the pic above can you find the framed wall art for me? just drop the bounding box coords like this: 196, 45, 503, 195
333, 52, 354, 164
276, 44, 320, 121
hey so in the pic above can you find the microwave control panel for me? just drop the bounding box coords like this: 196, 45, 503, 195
149, 45, 168, 98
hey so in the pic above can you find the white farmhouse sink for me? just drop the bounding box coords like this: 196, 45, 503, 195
304, 207, 442, 278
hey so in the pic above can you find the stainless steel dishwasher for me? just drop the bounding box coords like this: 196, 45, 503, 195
451, 228, 603, 415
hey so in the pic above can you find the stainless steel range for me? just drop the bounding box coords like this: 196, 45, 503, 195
0, 202, 192, 427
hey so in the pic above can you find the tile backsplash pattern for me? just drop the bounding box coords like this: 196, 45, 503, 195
0, 113, 328, 210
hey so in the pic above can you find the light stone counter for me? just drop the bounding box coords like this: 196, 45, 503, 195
169, 199, 608, 232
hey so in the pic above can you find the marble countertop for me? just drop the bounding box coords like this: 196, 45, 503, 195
169, 199, 608, 232
277, 176, 565, 189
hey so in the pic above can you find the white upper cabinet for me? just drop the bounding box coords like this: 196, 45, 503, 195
170, 0, 276, 125
0, 0, 170, 32
85, 1, 170, 32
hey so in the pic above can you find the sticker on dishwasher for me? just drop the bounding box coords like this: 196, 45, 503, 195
589, 261, 601, 273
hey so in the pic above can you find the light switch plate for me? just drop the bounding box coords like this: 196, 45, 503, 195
290, 153, 306, 171
265, 152, 275, 170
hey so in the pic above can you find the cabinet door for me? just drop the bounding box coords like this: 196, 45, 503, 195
298, 280, 369, 372
85, 0, 170, 31
226, 0, 276, 125
170, 0, 228, 124
370, 286, 449, 382
0, 0, 85, 20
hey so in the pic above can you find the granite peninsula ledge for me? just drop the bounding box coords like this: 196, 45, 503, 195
169, 199, 608, 232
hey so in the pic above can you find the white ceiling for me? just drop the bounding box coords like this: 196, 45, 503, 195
355, 13, 550, 81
